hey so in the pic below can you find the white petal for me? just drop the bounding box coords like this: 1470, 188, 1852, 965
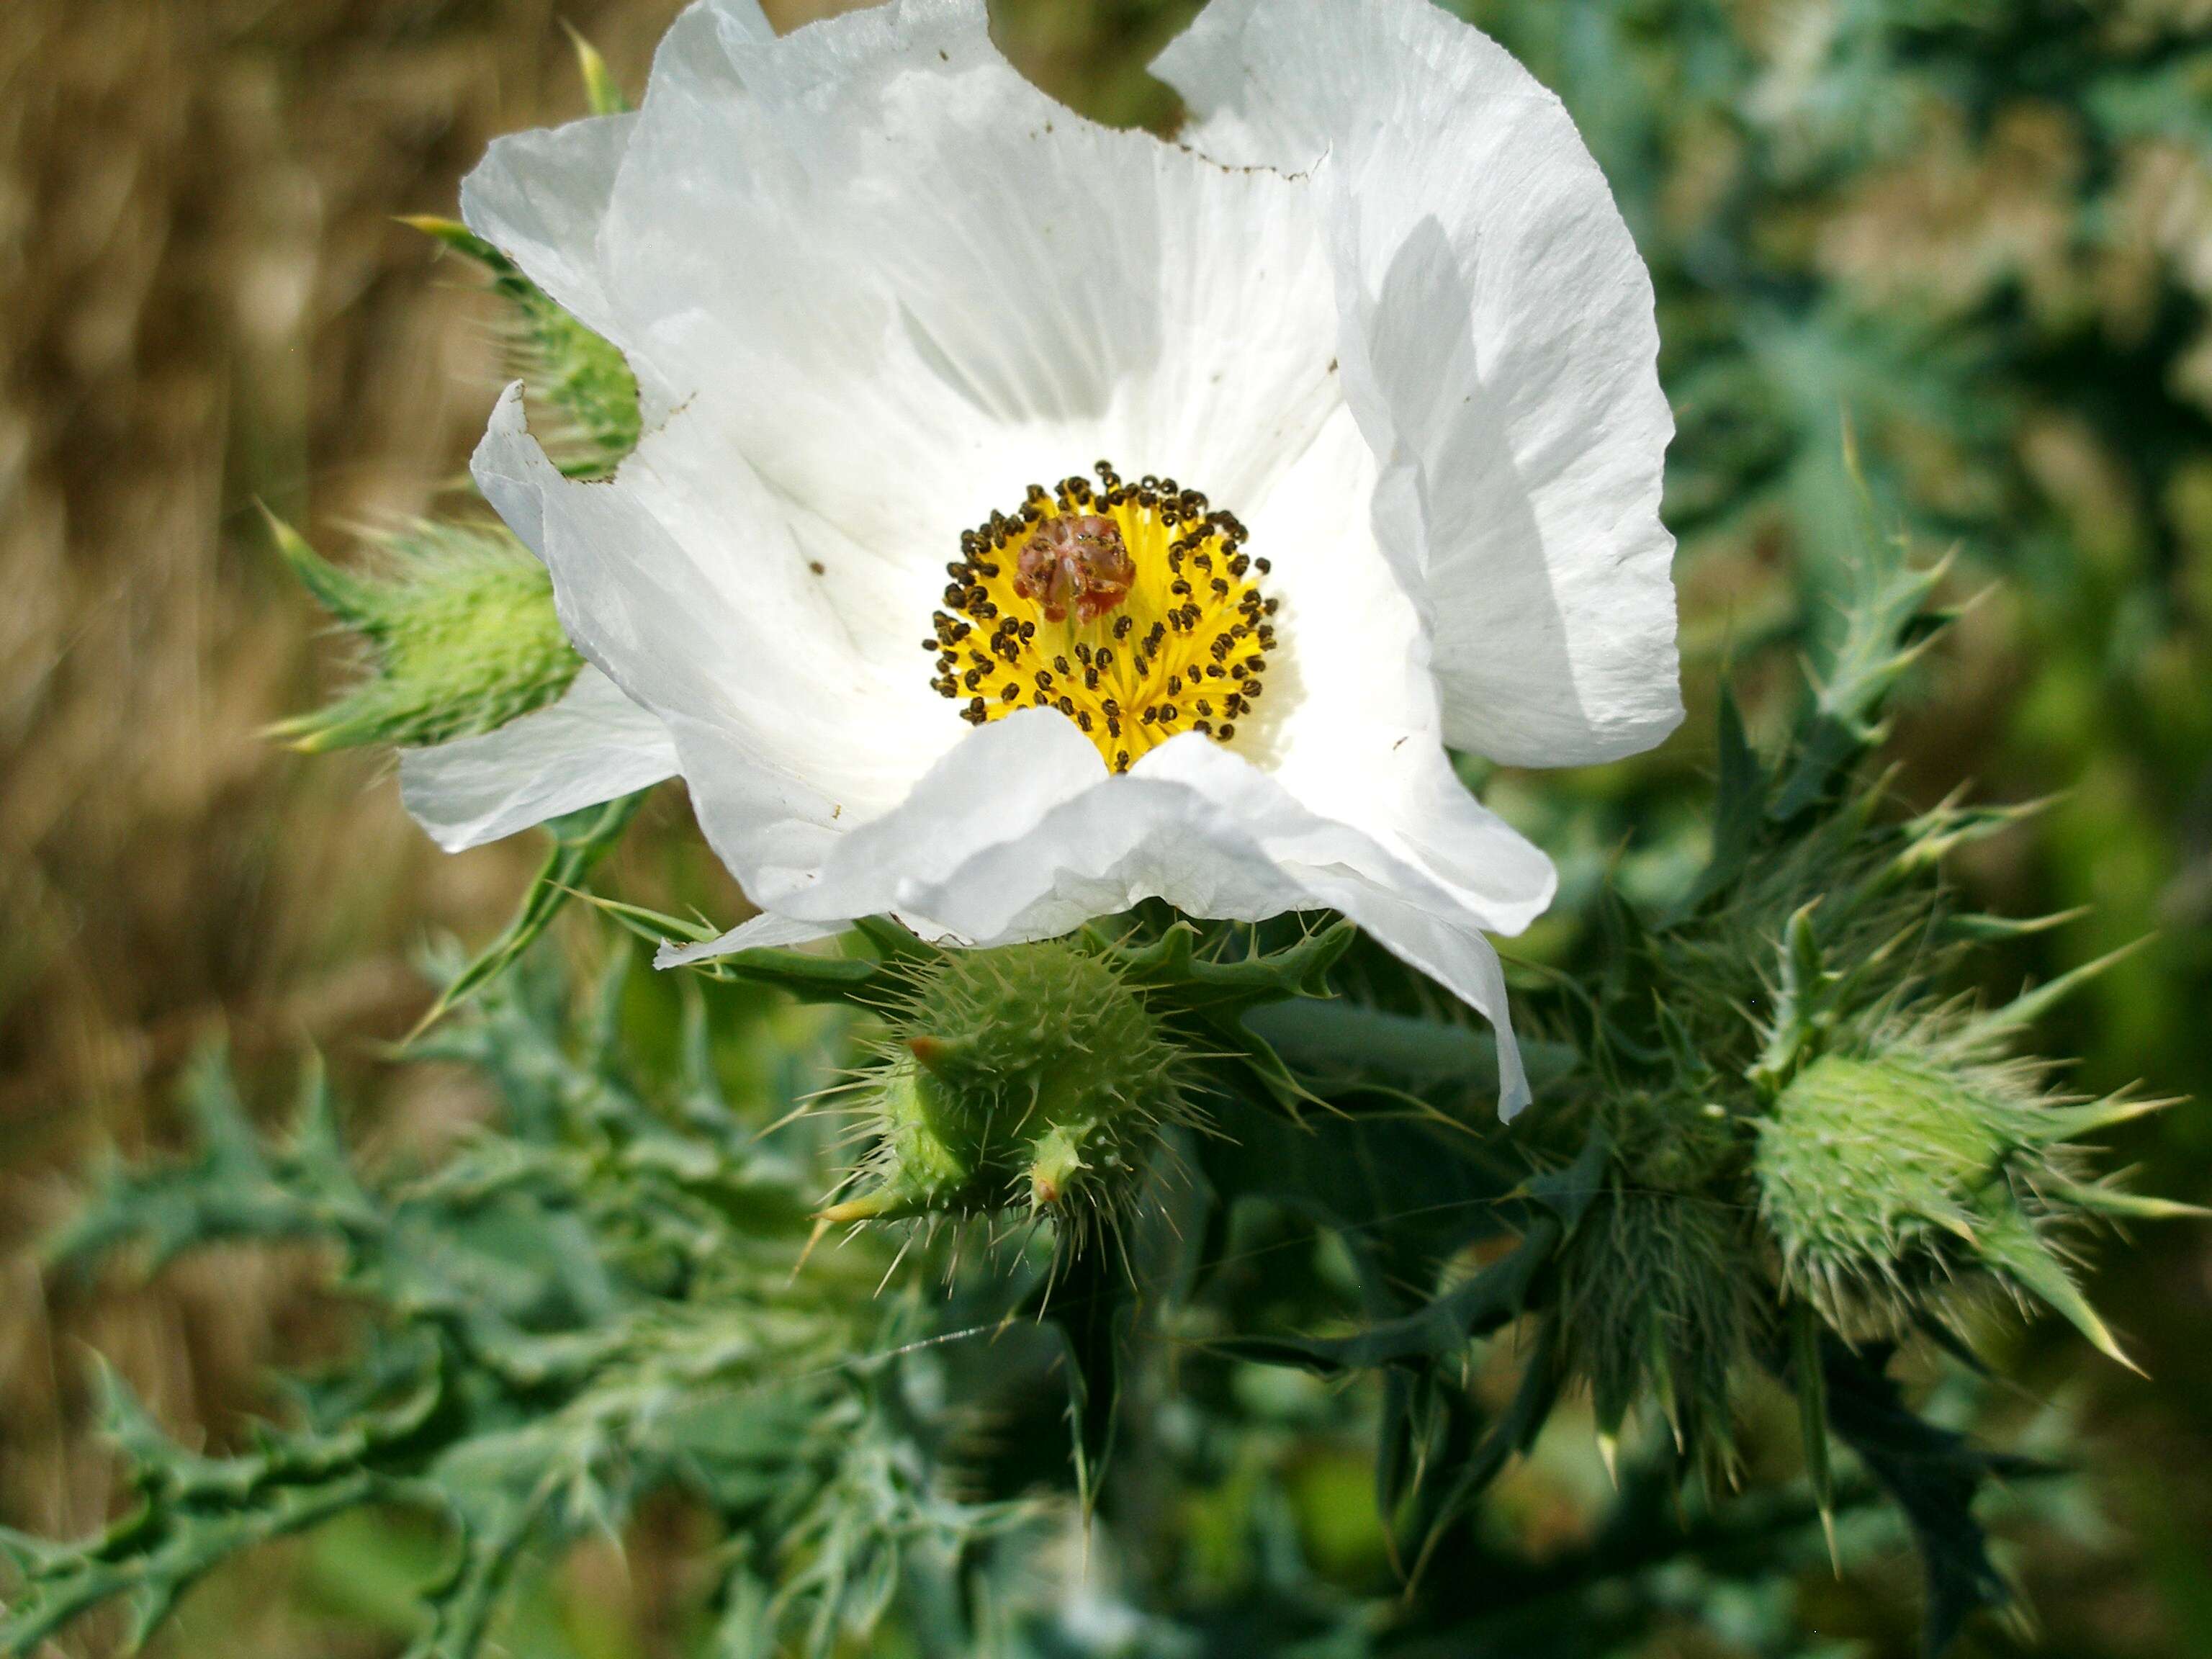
1156, 0, 1681, 766
655, 909, 841, 969
1245, 404, 1556, 932
398, 665, 679, 852
470, 385, 942, 899
759, 709, 1542, 1115
459, 109, 637, 359
472, 0, 1340, 610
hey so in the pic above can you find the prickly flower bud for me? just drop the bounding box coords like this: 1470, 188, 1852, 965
405, 216, 641, 477
1557, 1099, 1765, 1475
267, 517, 581, 752
1754, 1050, 2183, 1367
821, 940, 1194, 1231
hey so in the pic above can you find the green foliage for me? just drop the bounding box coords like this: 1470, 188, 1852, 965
1812, 1336, 2047, 1656
4, 957, 1020, 1658
266, 516, 582, 753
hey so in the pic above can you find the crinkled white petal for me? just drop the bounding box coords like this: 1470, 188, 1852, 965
1156, 0, 1681, 766
462, 0, 1342, 642
398, 665, 679, 852
459, 109, 637, 375
1237, 405, 1551, 932
745, 709, 1545, 1115
471, 384, 939, 899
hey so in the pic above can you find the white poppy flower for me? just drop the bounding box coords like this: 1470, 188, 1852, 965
404, 0, 1680, 1116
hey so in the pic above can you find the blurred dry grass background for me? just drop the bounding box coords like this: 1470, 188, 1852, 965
0, 0, 702, 1590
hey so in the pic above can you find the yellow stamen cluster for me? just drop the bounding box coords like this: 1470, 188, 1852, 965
925, 462, 1277, 773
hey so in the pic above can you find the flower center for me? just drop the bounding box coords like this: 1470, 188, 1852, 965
925, 462, 1277, 773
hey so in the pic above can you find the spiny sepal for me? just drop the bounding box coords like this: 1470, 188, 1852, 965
1093, 915, 1357, 1110
561, 22, 628, 117
266, 514, 580, 752
821, 939, 1197, 1233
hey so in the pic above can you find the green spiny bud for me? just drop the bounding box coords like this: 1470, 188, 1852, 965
1754, 1050, 2181, 1368
819, 940, 1195, 1233
405, 216, 639, 477
267, 516, 581, 752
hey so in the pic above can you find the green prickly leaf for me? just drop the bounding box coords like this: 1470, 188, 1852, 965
1789, 1299, 1841, 1573
1818, 1340, 2041, 1655
1100, 917, 1358, 1112
1210, 1126, 1605, 1376
1374, 1370, 1424, 1527
1683, 678, 1768, 912
1403, 1315, 1563, 1587
1103, 916, 1354, 1028
1772, 442, 1955, 823
42, 1045, 368, 1275
408, 789, 651, 1038
11, 945, 989, 1659
1964, 938, 2151, 1048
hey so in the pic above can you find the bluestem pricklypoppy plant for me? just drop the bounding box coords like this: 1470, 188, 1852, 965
10, 6, 2201, 1659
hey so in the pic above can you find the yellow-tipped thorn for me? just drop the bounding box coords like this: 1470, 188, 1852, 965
2040, 1267, 2146, 1377
2081, 1311, 2146, 1379
790, 1214, 833, 1282
814, 1192, 891, 1229
1820, 1506, 1841, 1578
1596, 1431, 1619, 1490
560, 19, 628, 116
